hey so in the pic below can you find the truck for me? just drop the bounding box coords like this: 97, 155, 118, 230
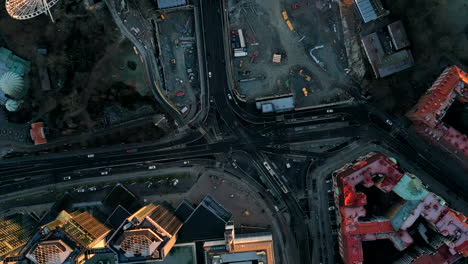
238, 29, 246, 48
234, 51, 248, 57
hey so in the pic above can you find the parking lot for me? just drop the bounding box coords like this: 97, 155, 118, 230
227, 0, 350, 107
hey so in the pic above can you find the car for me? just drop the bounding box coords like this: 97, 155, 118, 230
88, 186, 97, 191
77, 188, 85, 193
176, 91, 186, 97
87, 154, 95, 158
148, 165, 156, 170
101, 171, 109, 176
63, 176, 71, 181
172, 179, 179, 186
126, 149, 138, 154
227, 94, 233, 100
285, 163, 291, 169
208, 71, 212, 78
328, 206, 335, 211
385, 119, 393, 126
326, 109, 334, 113
183, 161, 190, 165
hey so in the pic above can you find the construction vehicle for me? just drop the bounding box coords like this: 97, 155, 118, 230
281, 11, 294, 31
250, 51, 259, 63
281, 11, 289, 20
292, 3, 306, 9
298, 69, 312, 81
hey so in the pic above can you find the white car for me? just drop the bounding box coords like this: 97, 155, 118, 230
87, 154, 95, 158
227, 94, 233, 100
183, 161, 190, 165
385, 119, 393, 126
208, 71, 212, 78
328, 206, 335, 211
148, 165, 156, 170
326, 109, 334, 113
77, 188, 85, 193
88, 186, 97, 191
63, 176, 71, 181
172, 179, 179, 186
101, 171, 109, 176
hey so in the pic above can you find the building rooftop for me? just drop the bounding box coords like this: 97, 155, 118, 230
333, 152, 468, 264
255, 96, 295, 113
103, 184, 138, 212
387, 20, 410, 50
106, 205, 131, 230
361, 32, 414, 78
42, 210, 111, 249
354, 0, 388, 23
109, 203, 183, 263
174, 200, 195, 223
156, 0, 187, 9
0, 214, 37, 259
128, 203, 183, 237
0, 47, 30, 77
406, 65, 468, 161
407, 66, 468, 128
30, 122, 47, 145
177, 195, 232, 243
26, 240, 73, 264
204, 231, 275, 264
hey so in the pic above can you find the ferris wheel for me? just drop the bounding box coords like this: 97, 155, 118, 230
5, 0, 60, 21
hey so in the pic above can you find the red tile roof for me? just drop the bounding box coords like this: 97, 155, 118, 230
334, 152, 468, 264
406, 65, 468, 161
30, 122, 47, 145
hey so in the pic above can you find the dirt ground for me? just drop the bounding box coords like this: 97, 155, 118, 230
228, 0, 350, 107
156, 9, 199, 115
365, 0, 468, 114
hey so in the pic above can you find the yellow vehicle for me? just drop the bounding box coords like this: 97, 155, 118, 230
302, 87, 308, 96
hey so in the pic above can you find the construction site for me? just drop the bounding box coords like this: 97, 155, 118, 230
0, 0, 170, 150
155, 7, 200, 118
227, 0, 351, 110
